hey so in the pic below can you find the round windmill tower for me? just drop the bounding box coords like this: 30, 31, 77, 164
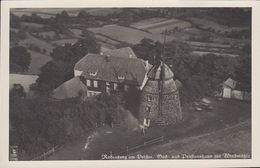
139, 34, 182, 126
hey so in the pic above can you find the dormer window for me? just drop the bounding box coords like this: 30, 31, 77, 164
118, 76, 125, 80
90, 71, 97, 76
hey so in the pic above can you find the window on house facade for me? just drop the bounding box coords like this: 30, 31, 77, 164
86, 80, 91, 87
93, 80, 98, 88
145, 106, 151, 113
114, 83, 118, 90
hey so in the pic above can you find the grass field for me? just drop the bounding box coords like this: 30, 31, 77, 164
10, 74, 38, 92
26, 50, 53, 75
132, 120, 251, 158
187, 17, 248, 33
21, 22, 44, 29
88, 25, 175, 45
131, 18, 192, 34
19, 33, 55, 55
11, 8, 123, 18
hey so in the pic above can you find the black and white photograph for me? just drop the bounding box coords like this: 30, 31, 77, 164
1, 1, 258, 166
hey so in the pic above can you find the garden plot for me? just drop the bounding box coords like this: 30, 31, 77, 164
88, 25, 175, 45
11, 11, 55, 19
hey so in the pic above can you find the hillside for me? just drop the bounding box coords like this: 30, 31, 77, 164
131, 120, 251, 159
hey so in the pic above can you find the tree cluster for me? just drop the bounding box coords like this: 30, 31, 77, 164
10, 46, 31, 73
36, 32, 100, 93
9, 84, 128, 160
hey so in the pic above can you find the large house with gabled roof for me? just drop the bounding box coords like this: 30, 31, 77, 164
74, 52, 151, 97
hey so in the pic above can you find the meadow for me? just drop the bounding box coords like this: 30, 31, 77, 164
88, 25, 175, 45
27, 50, 53, 75
187, 17, 248, 33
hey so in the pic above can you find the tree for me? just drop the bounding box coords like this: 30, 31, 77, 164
132, 38, 161, 64
234, 44, 251, 92
10, 46, 31, 73
50, 38, 100, 64
37, 60, 73, 93
55, 10, 70, 24
37, 36, 100, 93
77, 10, 90, 19
10, 13, 21, 28
10, 84, 26, 98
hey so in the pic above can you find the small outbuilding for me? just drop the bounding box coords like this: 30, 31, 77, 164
221, 77, 251, 101
222, 77, 237, 98
52, 76, 88, 100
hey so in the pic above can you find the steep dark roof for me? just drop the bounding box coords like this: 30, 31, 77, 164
102, 47, 137, 59
74, 53, 147, 86
147, 62, 174, 80
223, 77, 237, 89
52, 76, 88, 99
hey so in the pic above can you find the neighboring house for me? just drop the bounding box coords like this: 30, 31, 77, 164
74, 53, 150, 97
101, 47, 137, 59
221, 77, 251, 101
9, 73, 38, 93
222, 77, 237, 98
52, 76, 88, 100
